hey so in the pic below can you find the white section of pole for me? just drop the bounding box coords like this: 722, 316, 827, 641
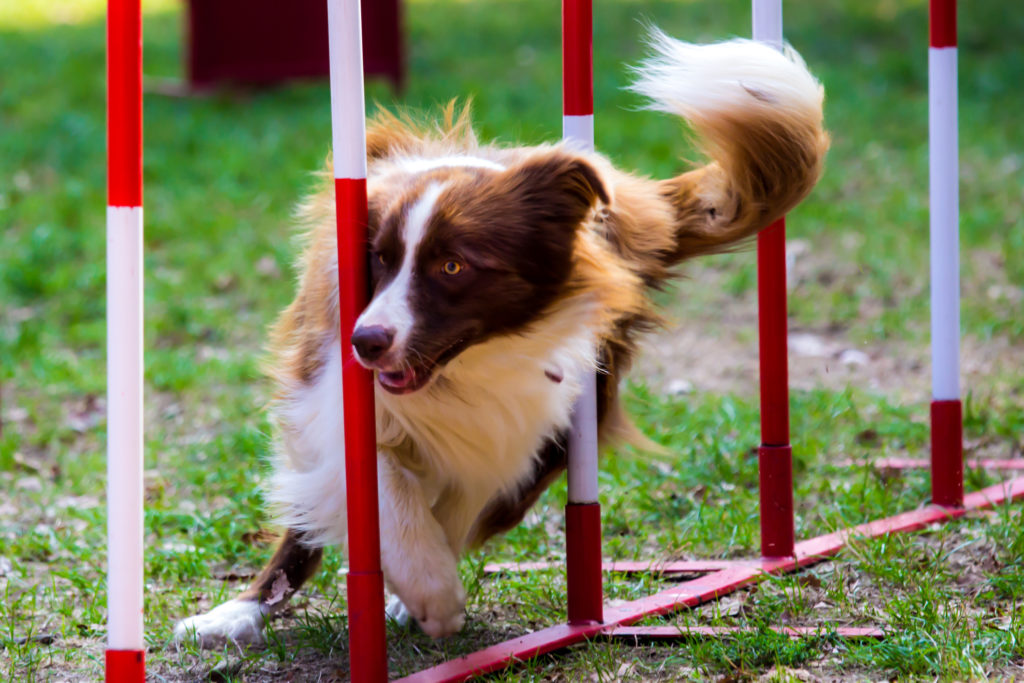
563, 114, 600, 505
327, 0, 368, 180
106, 205, 145, 651
752, 0, 783, 49
567, 372, 600, 504
562, 115, 595, 153
929, 46, 960, 401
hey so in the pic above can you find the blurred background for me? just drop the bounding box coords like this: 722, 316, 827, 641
1, 0, 1022, 680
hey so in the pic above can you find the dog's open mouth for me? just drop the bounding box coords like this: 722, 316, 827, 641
377, 365, 430, 395
375, 338, 469, 396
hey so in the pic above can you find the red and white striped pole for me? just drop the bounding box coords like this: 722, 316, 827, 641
562, 0, 603, 626
928, 0, 963, 507
326, 2, 388, 680
106, 0, 146, 680
752, 0, 795, 559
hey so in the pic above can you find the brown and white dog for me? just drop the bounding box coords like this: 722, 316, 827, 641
174, 32, 828, 646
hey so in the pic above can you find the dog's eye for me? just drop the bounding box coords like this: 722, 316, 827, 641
375, 252, 386, 266
441, 260, 463, 276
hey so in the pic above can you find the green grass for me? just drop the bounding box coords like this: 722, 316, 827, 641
2, 0, 1023, 680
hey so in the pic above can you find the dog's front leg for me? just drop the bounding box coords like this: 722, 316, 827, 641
378, 452, 466, 638
431, 484, 493, 558
174, 529, 322, 648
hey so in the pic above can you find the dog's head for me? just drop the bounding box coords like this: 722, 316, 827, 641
351, 151, 608, 394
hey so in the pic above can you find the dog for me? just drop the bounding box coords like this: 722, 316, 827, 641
174, 31, 828, 646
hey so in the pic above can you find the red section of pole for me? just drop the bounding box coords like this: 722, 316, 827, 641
757, 219, 790, 447
929, 0, 957, 48
335, 177, 388, 682
757, 218, 794, 558
931, 399, 964, 507
566, 502, 603, 624
561, 0, 593, 117
347, 571, 387, 680
107, 0, 142, 207
105, 650, 145, 683
336, 177, 378, 571
758, 445, 794, 556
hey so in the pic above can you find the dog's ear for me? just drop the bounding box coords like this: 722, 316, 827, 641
499, 152, 609, 231
436, 151, 608, 289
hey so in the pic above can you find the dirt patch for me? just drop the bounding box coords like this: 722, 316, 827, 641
631, 253, 1023, 403
634, 322, 932, 401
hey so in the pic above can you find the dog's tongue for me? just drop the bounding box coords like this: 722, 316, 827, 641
379, 367, 416, 390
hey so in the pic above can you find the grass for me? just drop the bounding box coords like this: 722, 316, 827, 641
1, 0, 1022, 680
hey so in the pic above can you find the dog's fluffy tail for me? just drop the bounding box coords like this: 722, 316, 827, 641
630, 31, 829, 263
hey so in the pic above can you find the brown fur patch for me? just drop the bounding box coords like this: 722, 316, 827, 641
238, 529, 323, 608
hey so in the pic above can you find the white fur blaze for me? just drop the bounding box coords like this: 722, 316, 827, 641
173, 599, 268, 648
355, 182, 446, 357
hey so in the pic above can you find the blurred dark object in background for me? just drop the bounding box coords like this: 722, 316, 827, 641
186, 0, 404, 91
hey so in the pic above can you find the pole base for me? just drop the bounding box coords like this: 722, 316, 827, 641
931, 399, 964, 507
566, 502, 603, 625
106, 649, 144, 683
758, 444, 794, 558
347, 570, 388, 682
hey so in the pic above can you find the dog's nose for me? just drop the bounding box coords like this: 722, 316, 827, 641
351, 325, 395, 362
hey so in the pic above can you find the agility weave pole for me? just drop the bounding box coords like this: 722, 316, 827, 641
752, 0, 796, 560
928, 0, 963, 507
105, 0, 146, 680
821, 0, 1012, 482
327, 1, 389, 680
562, 0, 605, 628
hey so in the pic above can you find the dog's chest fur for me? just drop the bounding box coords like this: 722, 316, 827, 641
375, 293, 602, 496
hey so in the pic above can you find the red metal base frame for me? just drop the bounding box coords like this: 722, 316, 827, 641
105, 649, 145, 683
485, 559, 753, 575
606, 625, 885, 642
396, 476, 1024, 682
565, 502, 603, 624
842, 457, 1024, 471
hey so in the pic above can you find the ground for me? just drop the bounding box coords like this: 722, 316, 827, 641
2, 0, 1023, 681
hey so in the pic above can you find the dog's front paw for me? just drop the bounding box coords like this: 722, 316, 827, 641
386, 594, 413, 628
400, 573, 467, 639
173, 599, 267, 649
